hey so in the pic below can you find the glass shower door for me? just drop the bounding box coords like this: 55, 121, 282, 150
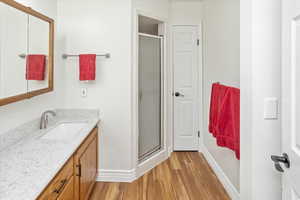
138, 34, 163, 161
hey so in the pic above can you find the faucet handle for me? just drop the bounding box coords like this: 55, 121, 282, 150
45, 114, 49, 124
40, 111, 56, 129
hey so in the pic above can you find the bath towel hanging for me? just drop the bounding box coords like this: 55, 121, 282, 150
209, 83, 240, 159
216, 87, 240, 159
26, 54, 46, 81
79, 54, 96, 81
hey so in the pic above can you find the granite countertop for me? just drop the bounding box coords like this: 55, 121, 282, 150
0, 109, 100, 200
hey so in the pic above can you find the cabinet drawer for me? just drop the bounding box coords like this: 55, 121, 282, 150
57, 176, 74, 200
38, 158, 74, 200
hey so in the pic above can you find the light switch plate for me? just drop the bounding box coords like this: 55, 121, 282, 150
264, 97, 278, 120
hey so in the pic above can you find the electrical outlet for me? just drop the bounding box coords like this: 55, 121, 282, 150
81, 88, 87, 97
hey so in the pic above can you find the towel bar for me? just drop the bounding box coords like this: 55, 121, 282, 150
18, 54, 48, 59
62, 53, 110, 59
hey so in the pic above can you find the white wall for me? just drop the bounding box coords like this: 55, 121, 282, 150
133, 0, 170, 20
240, 0, 282, 199
58, 0, 171, 174
170, 1, 203, 25
202, 0, 240, 192
58, 0, 133, 171
0, 0, 65, 135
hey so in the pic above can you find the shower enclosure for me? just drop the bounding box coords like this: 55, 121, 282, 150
138, 33, 164, 161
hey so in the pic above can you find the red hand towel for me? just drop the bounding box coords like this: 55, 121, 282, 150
79, 54, 96, 81
216, 87, 240, 159
209, 83, 229, 137
26, 55, 46, 80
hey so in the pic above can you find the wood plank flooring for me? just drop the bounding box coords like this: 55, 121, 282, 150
90, 152, 230, 200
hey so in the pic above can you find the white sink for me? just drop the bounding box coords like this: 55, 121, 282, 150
40, 122, 88, 141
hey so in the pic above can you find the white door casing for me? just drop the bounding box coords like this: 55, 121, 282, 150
282, 0, 300, 199
173, 26, 199, 151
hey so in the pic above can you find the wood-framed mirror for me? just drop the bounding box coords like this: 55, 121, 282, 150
0, 0, 54, 106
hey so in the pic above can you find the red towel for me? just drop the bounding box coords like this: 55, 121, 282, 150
208, 83, 229, 137
79, 54, 96, 81
216, 87, 240, 159
208, 83, 240, 160
26, 55, 46, 80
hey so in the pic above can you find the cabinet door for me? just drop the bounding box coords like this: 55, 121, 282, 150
75, 128, 98, 200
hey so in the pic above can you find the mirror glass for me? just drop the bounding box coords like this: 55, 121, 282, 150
0, 3, 28, 98
27, 15, 50, 92
0, 1, 53, 106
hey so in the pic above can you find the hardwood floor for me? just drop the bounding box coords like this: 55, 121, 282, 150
90, 152, 230, 200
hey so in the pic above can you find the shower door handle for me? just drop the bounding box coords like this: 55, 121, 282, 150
139, 91, 143, 101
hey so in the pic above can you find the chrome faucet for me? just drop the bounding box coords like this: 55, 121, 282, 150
40, 110, 56, 129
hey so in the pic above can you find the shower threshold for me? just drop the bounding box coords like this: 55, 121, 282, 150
138, 145, 162, 163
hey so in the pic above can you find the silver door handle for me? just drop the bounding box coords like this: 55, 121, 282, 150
19, 54, 27, 59
174, 92, 184, 97
271, 153, 290, 173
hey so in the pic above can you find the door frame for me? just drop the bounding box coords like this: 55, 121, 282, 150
131, 9, 169, 178
171, 24, 203, 152
137, 32, 164, 161
240, 0, 282, 199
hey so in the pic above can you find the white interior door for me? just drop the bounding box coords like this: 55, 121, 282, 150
281, 0, 300, 199
173, 26, 199, 151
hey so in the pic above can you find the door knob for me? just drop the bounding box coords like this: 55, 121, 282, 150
174, 92, 184, 97
271, 153, 290, 173
18, 53, 26, 59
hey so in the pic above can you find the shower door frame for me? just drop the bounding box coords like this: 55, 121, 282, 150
137, 32, 164, 162
132, 10, 169, 179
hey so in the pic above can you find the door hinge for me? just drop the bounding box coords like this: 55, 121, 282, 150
197, 39, 200, 46
76, 164, 81, 177
198, 131, 201, 138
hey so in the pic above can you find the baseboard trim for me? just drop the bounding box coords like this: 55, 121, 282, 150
136, 149, 169, 179
96, 149, 170, 183
202, 146, 240, 200
168, 146, 173, 156
96, 169, 136, 182
198, 139, 203, 153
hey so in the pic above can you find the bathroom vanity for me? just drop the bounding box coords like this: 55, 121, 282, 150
0, 109, 100, 200
38, 127, 98, 200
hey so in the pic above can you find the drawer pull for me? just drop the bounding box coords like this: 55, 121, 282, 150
53, 179, 67, 194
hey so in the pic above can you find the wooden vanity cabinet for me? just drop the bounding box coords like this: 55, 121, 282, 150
38, 127, 98, 200
74, 128, 98, 200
